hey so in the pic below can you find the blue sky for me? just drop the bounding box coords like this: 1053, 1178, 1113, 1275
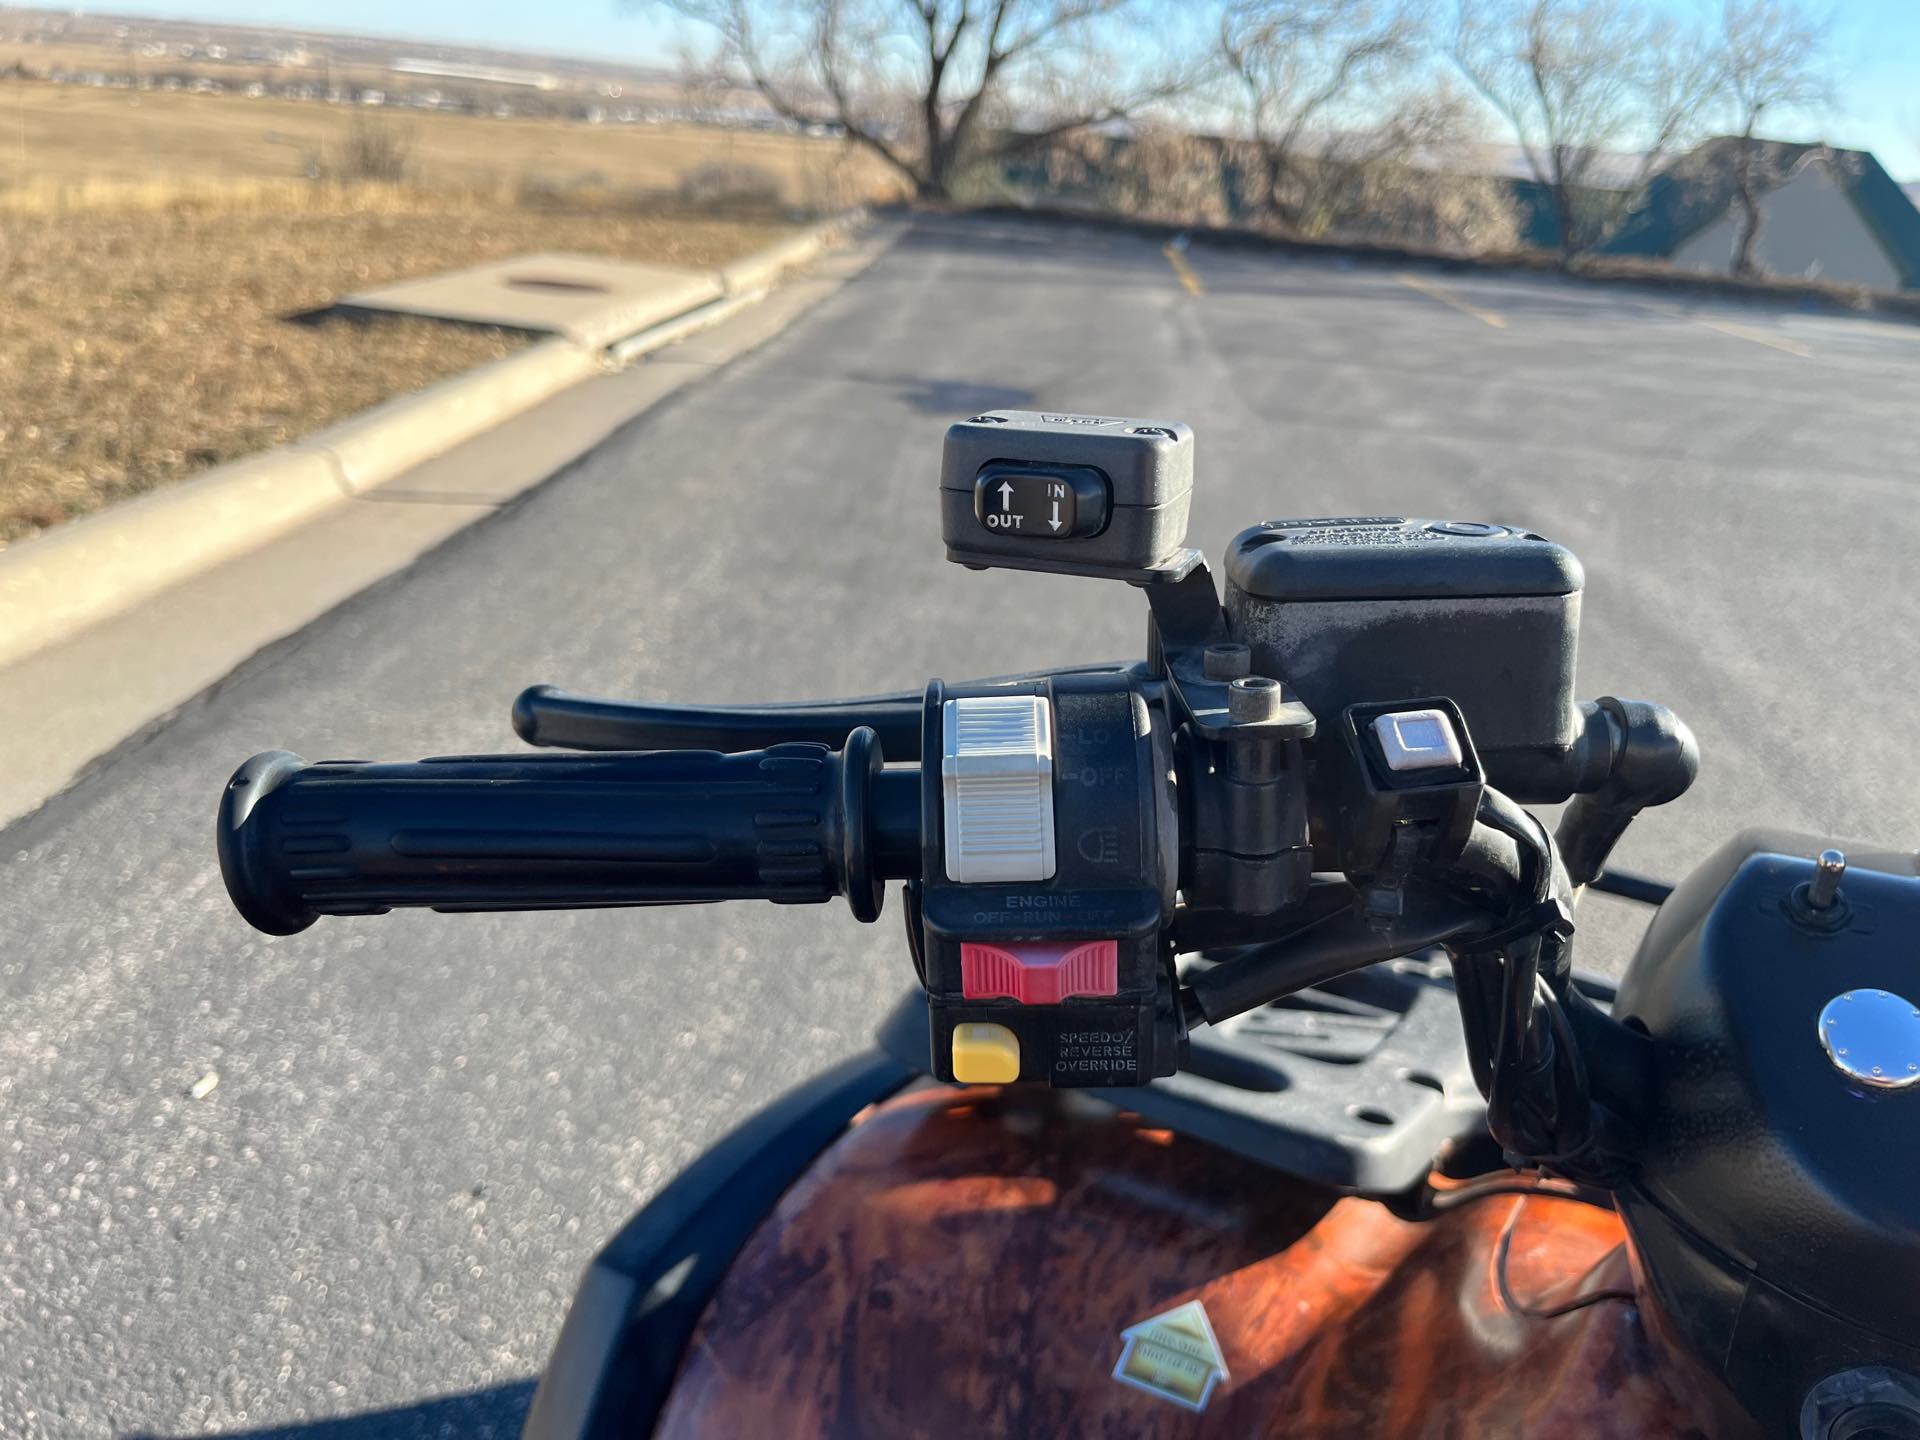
62, 0, 1920, 178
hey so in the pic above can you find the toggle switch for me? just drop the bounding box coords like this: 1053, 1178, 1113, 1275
942, 695, 1056, 883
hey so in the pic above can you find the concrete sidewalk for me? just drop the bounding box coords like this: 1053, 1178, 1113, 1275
337, 252, 725, 348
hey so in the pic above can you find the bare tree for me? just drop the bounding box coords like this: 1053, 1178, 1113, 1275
1286, 82, 1525, 248
1218, 0, 1425, 232
1452, 0, 1721, 260
675, 37, 739, 125
664, 1, 1196, 201
1718, 0, 1829, 276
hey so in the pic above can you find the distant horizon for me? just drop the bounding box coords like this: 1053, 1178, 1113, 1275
0, 0, 699, 68
13, 0, 1918, 180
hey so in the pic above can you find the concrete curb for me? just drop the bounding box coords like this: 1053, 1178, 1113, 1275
0, 449, 351, 671
0, 212, 863, 672
719, 223, 841, 295
311, 338, 602, 495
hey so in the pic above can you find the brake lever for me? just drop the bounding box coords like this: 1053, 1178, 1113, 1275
512, 685, 924, 757
513, 664, 1140, 759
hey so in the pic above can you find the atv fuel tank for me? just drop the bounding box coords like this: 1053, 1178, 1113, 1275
651, 1086, 1740, 1439
1613, 830, 1920, 1439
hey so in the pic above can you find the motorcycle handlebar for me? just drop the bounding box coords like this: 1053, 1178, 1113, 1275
217, 728, 920, 935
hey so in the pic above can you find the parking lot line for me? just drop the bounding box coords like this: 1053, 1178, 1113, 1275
1691, 315, 1812, 357
1638, 300, 1811, 357
1163, 242, 1206, 296
1394, 271, 1506, 328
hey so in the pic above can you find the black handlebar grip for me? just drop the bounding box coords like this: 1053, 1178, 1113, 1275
217, 729, 918, 936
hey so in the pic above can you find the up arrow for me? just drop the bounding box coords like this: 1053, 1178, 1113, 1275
997, 480, 1015, 509
1049, 499, 1063, 532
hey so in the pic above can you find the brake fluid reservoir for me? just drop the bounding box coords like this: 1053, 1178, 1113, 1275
1222, 518, 1583, 788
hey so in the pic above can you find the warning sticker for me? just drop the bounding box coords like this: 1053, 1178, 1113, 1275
1112, 1299, 1229, 1412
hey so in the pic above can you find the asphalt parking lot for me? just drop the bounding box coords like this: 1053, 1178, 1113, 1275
3, 212, 1917, 1437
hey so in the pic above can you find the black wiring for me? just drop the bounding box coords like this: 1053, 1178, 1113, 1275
1490, 1197, 1638, 1320
1448, 793, 1614, 1175
1483, 906, 1547, 1158
1538, 974, 1591, 1137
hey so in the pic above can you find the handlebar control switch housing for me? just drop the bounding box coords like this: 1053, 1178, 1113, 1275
941, 411, 1194, 579
1224, 519, 1584, 801
917, 672, 1182, 1088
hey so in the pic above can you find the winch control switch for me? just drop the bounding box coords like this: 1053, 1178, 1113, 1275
972, 464, 1110, 540
941, 411, 1193, 577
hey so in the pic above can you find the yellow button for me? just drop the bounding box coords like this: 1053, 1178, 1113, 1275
951, 1023, 1021, 1083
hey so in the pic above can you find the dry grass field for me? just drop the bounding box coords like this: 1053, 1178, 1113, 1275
0, 81, 900, 545
0, 82, 893, 204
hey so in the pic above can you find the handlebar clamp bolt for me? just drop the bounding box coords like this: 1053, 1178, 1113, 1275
1203, 643, 1252, 681
1227, 674, 1287, 725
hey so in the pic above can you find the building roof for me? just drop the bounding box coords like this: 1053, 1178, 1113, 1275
1600, 136, 1920, 288
1845, 153, 1920, 289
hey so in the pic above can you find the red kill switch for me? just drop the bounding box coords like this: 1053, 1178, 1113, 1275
959, 940, 1119, 1004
